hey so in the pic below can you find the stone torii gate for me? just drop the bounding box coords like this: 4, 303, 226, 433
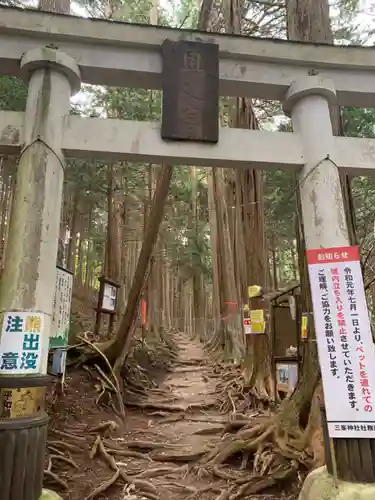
1, 6, 375, 500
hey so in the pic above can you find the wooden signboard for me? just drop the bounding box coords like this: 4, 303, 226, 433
161, 39, 219, 143
94, 276, 121, 336
97, 277, 120, 314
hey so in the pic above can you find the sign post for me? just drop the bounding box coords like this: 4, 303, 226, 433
94, 276, 121, 336
49, 265, 73, 377
308, 246, 375, 437
243, 305, 251, 335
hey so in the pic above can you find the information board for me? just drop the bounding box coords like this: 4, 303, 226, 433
102, 282, 117, 312
50, 266, 73, 348
307, 246, 375, 438
276, 362, 290, 392
276, 362, 298, 393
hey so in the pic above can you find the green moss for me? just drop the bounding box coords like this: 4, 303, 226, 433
40, 490, 63, 500
300, 467, 375, 500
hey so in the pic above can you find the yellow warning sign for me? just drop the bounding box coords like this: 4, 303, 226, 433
248, 285, 262, 298
301, 314, 308, 340
250, 309, 265, 334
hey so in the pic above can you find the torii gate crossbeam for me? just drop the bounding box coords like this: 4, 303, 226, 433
1, 5, 375, 106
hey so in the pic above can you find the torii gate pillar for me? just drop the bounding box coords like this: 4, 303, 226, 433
285, 77, 375, 495
0, 48, 80, 500
284, 76, 349, 249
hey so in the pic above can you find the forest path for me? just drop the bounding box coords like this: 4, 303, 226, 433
105, 332, 227, 499
48, 333, 229, 500
47, 334, 288, 500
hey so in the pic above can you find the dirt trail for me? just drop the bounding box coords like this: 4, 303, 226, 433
47, 334, 292, 500
105, 333, 226, 499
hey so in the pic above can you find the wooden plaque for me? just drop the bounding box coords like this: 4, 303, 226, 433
161, 39, 219, 143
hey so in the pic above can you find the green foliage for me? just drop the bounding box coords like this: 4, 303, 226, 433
0, 0, 25, 6
159, 167, 212, 280
342, 107, 375, 281
0, 77, 27, 111
343, 107, 375, 138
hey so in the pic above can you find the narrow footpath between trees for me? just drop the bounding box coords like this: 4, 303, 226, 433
45, 333, 300, 500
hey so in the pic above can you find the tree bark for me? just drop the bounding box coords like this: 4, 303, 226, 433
224, 0, 271, 397
67, 191, 78, 272
94, 166, 173, 367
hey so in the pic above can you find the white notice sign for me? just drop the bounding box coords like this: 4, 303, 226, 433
102, 283, 117, 312
50, 266, 73, 348
308, 246, 375, 438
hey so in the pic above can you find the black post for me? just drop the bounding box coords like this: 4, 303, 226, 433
0, 374, 49, 500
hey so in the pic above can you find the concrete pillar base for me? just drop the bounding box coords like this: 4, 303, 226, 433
40, 490, 63, 500
299, 467, 375, 500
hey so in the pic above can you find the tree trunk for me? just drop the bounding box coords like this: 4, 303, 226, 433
222, 0, 271, 397
67, 192, 78, 273
84, 206, 93, 290
271, 237, 278, 290
93, 166, 173, 367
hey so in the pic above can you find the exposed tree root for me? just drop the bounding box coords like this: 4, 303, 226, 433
132, 465, 185, 478
125, 440, 180, 450
193, 425, 224, 435
47, 445, 66, 456
150, 448, 206, 462
209, 363, 273, 415
47, 440, 83, 453
44, 470, 70, 491
126, 400, 215, 412
44, 452, 71, 493
107, 448, 152, 460
51, 429, 87, 441
214, 485, 236, 500
49, 454, 79, 469
215, 466, 297, 500
191, 411, 311, 499
163, 415, 229, 425
186, 484, 223, 500
85, 435, 162, 500
88, 420, 119, 435
77, 334, 126, 417
85, 469, 121, 500
162, 482, 197, 493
